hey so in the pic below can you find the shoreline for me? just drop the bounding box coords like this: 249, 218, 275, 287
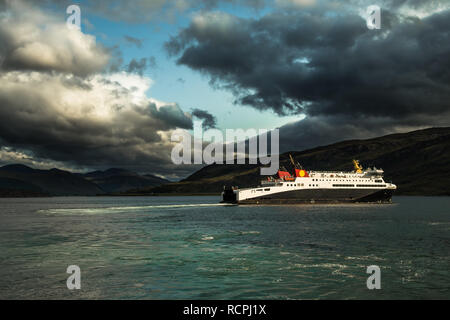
1, 194, 449, 198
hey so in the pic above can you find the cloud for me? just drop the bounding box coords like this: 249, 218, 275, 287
0, 146, 78, 172
277, 114, 450, 153
0, 70, 194, 174
1, 0, 449, 178
124, 35, 143, 48
0, 1, 198, 177
191, 108, 218, 129
0, 0, 109, 76
346, 0, 449, 19
127, 58, 149, 75
166, 6, 450, 149
275, 0, 316, 8
79, 0, 266, 23
126, 56, 157, 75
21, 0, 266, 24
107, 45, 125, 73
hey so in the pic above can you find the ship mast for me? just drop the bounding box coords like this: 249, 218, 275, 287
289, 154, 302, 169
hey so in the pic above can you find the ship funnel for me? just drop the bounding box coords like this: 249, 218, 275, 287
353, 159, 363, 173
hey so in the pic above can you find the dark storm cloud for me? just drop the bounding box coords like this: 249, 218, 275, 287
358, 0, 444, 10
150, 103, 193, 129
166, 7, 450, 150
2, 0, 449, 177
0, 1, 199, 177
0, 72, 194, 175
191, 108, 218, 130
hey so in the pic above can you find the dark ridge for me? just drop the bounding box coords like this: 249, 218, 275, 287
82, 168, 170, 193
0, 164, 34, 172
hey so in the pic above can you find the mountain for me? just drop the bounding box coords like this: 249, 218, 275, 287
0, 176, 48, 197
0, 165, 170, 197
83, 168, 169, 193
0, 165, 103, 196
1, 127, 448, 197
131, 127, 450, 196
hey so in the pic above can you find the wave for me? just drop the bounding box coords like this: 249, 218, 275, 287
37, 203, 233, 215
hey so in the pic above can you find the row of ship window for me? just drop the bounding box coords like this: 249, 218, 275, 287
284, 183, 320, 187
256, 183, 387, 191
311, 178, 383, 182
282, 183, 386, 188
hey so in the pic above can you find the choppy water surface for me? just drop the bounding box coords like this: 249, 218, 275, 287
0, 196, 449, 299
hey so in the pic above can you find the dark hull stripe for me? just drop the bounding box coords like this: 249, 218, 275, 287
223, 188, 394, 204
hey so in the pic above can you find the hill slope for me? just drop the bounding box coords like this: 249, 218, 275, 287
0, 165, 170, 197
83, 168, 169, 193
0, 165, 104, 196
133, 127, 450, 196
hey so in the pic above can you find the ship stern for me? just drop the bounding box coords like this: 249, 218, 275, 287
221, 186, 237, 203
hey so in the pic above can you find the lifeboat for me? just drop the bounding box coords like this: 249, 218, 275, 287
278, 170, 295, 181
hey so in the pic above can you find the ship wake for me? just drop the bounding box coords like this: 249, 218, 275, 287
37, 203, 235, 215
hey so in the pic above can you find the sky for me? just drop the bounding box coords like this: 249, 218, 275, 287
0, 0, 449, 179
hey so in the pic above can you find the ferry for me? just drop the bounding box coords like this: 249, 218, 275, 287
222, 156, 396, 204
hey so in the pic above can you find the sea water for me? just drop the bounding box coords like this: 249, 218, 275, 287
0, 196, 449, 299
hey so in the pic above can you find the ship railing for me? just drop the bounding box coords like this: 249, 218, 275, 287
309, 171, 383, 177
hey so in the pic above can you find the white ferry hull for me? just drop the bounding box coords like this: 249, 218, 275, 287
222, 187, 394, 204
221, 159, 397, 205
